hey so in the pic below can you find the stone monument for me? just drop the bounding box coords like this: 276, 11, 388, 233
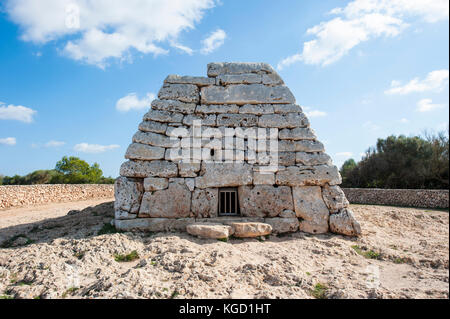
114, 62, 361, 239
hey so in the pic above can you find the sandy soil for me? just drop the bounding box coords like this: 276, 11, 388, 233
0, 200, 448, 299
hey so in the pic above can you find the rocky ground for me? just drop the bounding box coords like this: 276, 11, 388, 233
0, 200, 448, 299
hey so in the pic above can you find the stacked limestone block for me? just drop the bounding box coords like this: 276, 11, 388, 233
115, 62, 361, 237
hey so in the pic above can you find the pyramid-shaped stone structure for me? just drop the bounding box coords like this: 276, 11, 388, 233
114, 62, 361, 238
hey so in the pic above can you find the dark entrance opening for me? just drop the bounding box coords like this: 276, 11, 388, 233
218, 188, 240, 216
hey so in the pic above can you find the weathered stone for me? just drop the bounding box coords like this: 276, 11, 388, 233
191, 188, 219, 217
185, 178, 195, 192
239, 104, 274, 115
207, 62, 276, 77
195, 163, 253, 189
187, 224, 234, 239
114, 177, 144, 215
293, 186, 329, 234
120, 160, 178, 178
217, 114, 258, 127
259, 113, 309, 128
279, 128, 316, 140
279, 140, 324, 152
278, 152, 296, 166
139, 180, 191, 218
115, 210, 137, 220
164, 75, 215, 87
151, 99, 196, 114
143, 110, 183, 123
238, 185, 293, 217
158, 83, 199, 103
279, 210, 296, 218
133, 131, 178, 148
179, 161, 201, 177
329, 209, 361, 236
296, 153, 332, 166
143, 177, 169, 191
125, 143, 165, 160
183, 114, 216, 126
231, 222, 272, 238
264, 218, 299, 234
273, 104, 302, 114
322, 185, 349, 213
276, 165, 341, 186
216, 74, 262, 85
115, 218, 194, 232
201, 84, 295, 105
138, 120, 167, 134
196, 104, 239, 114
253, 172, 275, 185
262, 73, 284, 86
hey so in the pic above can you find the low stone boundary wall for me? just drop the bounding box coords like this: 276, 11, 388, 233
342, 188, 449, 209
0, 184, 114, 210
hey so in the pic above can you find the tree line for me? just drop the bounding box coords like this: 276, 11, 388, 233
340, 130, 449, 189
0, 156, 115, 185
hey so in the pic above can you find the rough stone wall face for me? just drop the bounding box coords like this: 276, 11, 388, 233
115, 62, 361, 236
0, 185, 114, 210
343, 188, 449, 209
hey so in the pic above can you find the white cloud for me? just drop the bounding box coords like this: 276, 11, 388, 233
278, 0, 449, 69
45, 140, 65, 147
200, 29, 227, 55
0, 102, 37, 123
74, 143, 120, 154
416, 98, 445, 112
5, 0, 217, 68
0, 137, 17, 146
336, 152, 353, 157
399, 118, 409, 123
385, 69, 449, 95
303, 106, 328, 118
116, 93, 155, 112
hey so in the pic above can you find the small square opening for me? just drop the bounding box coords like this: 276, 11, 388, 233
218, 188, 240, 216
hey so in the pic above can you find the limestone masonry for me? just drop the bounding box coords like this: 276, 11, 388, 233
115, 62, 361, 238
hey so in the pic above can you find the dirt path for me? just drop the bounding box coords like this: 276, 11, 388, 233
0, 201, 448, 299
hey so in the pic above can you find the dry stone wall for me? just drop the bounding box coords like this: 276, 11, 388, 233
0, 184, 114, 210
115, 62, 361, 237
343, 188, 449, 209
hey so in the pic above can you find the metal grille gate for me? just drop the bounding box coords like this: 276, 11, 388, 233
218, 188, 239, 216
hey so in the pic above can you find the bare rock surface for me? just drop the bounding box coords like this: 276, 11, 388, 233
293, 186, 329, 234
231, 222, 272, 238
186, 224, 233, 239
0, 201, 448, 299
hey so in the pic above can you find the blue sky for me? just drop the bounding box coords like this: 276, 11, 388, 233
0, 0, 448, 178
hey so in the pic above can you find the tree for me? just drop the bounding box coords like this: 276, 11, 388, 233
51, 156, 104, 184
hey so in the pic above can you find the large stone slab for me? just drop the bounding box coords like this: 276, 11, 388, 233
143, 177, 169, 191
125, 143, 165, 160
231, 222, 272, 238
207, 62, 276, 77
259, 113, 309, 128
296, 153, 332, 166
133, 131, 178, 148
151, 99, 196, 114
114, 177, 144, 215
322, 185, 350, 213
264, 218, 300, 234
158, 83, 199, 103
191, 188, 219, 218
201, 84, 295, 105
115, 218, 195, 232
195, 163, 253, 189
329, 209, 361, 236
275, 165, 341, 187
196, 104, 239, 114
216, 114, 258, 127
187, 224, 233, 239
239, 104, 274, 115
120, 160, 178, 178
164, 75, 215, 87
216, 73, 262, 85
138, 120, 167, 134
273, 104, 302, 114
139, 180, 191, 218
178, 161, 201, 177
143, 110, 183, 123
238, 185, 294, 217
279, 128, 316, 140
293, 186, 329, 234
278, 140, 325, 152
